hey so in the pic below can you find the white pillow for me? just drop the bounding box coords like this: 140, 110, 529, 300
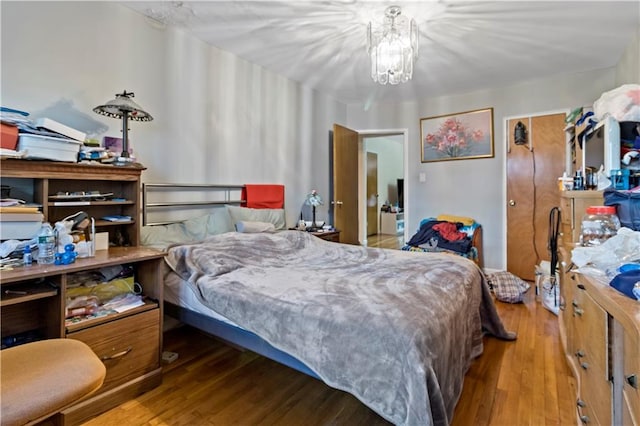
235, 221, 276, 233
226, 205, 286, 230
140, 214, 209, 250
207, 208, 235, 235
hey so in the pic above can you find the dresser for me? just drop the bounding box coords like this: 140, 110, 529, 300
558, 254, 640, 425
559, 190, 603, 250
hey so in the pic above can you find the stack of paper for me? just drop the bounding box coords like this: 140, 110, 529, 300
34, 117, 86, 142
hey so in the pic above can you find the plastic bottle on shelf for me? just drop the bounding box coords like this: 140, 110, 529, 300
580, 206, 621, 247
36, 222, 56, 265
22, 245, 33, 266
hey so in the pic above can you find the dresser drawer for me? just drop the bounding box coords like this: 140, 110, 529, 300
574, 289, 608, 372
580, 363, 612, 425
67, 309, 160, 392
624, 330, 640, 424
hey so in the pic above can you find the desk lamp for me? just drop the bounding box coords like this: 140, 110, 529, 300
93, 91, 153, 166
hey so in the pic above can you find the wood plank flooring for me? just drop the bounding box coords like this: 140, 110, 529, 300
82, 235, 576, 426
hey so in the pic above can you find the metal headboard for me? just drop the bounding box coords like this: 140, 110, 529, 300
142, 183, 245, 226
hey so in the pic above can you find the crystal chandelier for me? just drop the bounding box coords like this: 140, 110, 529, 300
367, 6, 419, 85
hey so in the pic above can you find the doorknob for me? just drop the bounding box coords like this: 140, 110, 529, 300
509, 200, 516, 206
331, 200, 344, 206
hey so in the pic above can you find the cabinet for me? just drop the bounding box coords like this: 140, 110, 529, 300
559, 190, 603, 250
1, 159, 144, 246
380, 211, 404, 235
0, 247, 165, 425
558, 266, 640, 425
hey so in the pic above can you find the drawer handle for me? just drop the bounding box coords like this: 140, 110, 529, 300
627, 374, 638, 389
101, 346, 132, 361
572, 300, 579, 308
577, 399, 586, 408
580, 415, 590, 424
575, 350, 585, 358
577, 283, 586, 290
574, 307, 584, 316
581, 362, 589, 370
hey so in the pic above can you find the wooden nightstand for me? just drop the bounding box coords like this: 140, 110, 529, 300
310, 230, 340, 242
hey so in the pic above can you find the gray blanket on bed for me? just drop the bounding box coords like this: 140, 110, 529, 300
166, 231, 515, 426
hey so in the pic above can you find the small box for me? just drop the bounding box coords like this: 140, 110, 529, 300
103, 136, 129, 154
18, 134, 82, 163
1, 123, 19, 150
94, 232, 109, 251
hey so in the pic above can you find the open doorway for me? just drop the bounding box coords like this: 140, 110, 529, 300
359, 130, 408, 247
330, 125, 408, 247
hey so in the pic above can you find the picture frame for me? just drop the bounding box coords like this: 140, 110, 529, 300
420, 107, 494, 163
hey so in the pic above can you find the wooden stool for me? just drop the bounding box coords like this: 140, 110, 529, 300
1, 339, 106, 426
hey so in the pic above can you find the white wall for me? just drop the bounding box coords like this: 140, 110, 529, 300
0, 1, 346, 227
615, 26, 640, 85
347, 68, 620, 269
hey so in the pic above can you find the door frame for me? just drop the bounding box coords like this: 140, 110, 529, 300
357, 128, 409, 246
501, 108, 570, 268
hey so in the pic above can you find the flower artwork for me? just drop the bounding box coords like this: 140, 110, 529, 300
420, 108, 494, 162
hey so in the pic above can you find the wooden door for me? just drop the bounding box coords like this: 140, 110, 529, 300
333, 124, 360, 245
366, 152, 378, 236
507, 113, 566, 281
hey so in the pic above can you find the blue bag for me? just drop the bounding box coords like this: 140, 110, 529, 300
610, 269, 640, 300
604, 187, 640, 231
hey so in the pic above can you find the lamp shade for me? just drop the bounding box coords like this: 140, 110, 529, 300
93, 91, 153, 121
93, 90, 152, 166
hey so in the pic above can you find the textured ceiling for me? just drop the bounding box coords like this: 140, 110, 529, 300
122, 1, 640, 105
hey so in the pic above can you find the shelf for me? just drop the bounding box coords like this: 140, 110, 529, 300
48, 200, 134, 207
1, 283, 58, 307
65, 299, 158, 333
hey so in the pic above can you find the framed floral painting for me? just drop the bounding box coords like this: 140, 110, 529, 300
420, 107, 494, 162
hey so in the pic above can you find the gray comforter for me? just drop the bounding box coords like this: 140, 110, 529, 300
166, 231, 515, 425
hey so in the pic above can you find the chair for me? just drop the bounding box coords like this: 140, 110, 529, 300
1, 339, 106, 426
402, 214, 484, 268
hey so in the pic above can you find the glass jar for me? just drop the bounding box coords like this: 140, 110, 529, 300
580, 206, 621, 246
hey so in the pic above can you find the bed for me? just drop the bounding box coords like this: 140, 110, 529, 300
141, 184, 514, 426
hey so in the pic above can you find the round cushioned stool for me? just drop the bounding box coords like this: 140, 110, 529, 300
1, 339, 106, 426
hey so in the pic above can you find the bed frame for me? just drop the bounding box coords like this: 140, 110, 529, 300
142, 183, 320, 379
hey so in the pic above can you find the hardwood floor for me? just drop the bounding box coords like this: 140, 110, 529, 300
82, 236, 576, 426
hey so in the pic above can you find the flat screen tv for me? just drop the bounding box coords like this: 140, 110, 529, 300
397, 178, 404, 210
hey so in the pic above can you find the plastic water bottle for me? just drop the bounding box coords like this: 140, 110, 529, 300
22, 245, 33, 266
37, 222, 55, 265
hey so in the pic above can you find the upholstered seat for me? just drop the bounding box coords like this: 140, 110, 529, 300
1, 339, 106, 426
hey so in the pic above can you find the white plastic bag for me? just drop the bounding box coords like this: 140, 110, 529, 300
571, 227, 640, 272
593, 84, 640, 122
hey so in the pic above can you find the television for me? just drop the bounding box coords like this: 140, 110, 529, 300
397, 178, 404, 210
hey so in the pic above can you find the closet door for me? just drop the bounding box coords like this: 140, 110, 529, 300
506, 113, 565, 281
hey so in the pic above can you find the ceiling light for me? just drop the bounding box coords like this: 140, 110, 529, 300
367, 6, 419, 85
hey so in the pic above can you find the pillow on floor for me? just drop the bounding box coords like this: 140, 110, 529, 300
485, 271, 530, 303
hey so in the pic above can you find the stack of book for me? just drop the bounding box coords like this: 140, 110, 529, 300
0, 204, 43, 240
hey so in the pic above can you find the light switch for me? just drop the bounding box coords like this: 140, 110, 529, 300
419, 172, 426, 182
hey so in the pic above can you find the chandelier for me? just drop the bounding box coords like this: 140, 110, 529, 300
367, 6, 419, 85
